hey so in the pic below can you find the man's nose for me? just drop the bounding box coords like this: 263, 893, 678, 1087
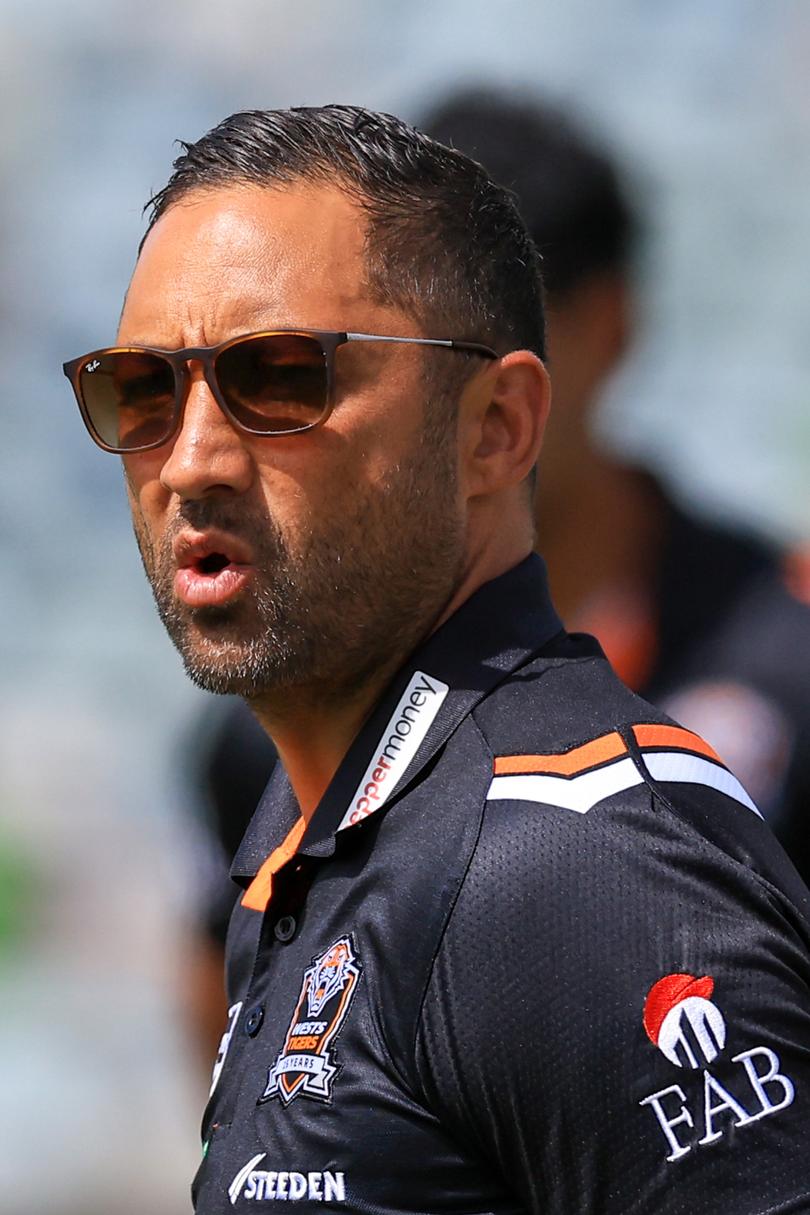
159, 376, 254, 500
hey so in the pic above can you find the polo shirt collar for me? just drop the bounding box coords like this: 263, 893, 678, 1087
231, 554, 562, 883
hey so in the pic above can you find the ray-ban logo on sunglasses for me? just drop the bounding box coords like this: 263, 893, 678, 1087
86, 359, 101, 373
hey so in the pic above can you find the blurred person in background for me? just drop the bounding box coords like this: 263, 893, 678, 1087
63, 104, 810, 1214
180, 91, 810, 1059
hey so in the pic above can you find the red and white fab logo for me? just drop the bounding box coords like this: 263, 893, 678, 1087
639, 972, 796, 1162
643, 973, 725, 1069
261, 937, 362, 1106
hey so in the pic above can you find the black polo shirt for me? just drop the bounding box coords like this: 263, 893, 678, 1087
193, 556, 810, 1214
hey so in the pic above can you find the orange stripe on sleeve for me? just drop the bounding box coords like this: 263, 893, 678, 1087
241, 817, 307, 913
494, 731, 627, 777
632, 723, 722, 765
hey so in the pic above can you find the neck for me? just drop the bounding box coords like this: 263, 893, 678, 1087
248, 653, 406, 823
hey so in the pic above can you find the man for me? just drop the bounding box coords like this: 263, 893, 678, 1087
64, 106, 810, 1213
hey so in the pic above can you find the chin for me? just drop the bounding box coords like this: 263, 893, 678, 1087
175, 627, 293, 698
180, 654, 266, 698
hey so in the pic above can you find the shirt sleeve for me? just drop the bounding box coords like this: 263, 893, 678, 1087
414, 784, 810, 1215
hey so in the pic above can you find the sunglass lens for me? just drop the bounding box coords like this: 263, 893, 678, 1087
215, 334, 328, 433
80, 351, 176, 451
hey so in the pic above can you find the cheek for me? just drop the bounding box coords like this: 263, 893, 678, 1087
252, 461, 335, 560
122, 454, 170, 534
343, 408, 428, 493
250, 423, 380, 515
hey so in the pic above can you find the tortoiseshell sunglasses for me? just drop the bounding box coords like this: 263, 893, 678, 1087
63, 329, 499, 454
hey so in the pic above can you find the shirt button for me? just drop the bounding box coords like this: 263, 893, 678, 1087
244, 1004, 264, 1037
274, 914, 297, 943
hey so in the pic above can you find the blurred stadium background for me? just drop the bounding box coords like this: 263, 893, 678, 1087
1, 2, 810, 1211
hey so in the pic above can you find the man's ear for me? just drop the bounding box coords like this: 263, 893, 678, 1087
460, 351, 551, 500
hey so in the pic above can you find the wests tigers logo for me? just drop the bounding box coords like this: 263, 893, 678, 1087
261, 936, 362, 1106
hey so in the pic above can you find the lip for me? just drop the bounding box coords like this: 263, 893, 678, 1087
173, 529, 255, 569
172, 529, 255, 608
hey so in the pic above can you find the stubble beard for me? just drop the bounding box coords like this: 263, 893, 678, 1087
132, 410, 465, 705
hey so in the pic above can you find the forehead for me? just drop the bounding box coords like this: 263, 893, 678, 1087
118, 182, 373, 345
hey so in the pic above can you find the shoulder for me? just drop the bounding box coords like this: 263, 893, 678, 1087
462, 645, 809, 915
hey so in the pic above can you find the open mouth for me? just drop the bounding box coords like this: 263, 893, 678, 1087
173, 531, 255, 607
196, 552, 231, 576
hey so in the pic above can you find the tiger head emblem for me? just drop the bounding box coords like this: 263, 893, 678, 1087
307, 940, 355, 1017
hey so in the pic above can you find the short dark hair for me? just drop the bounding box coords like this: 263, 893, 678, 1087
425, 90, 636, 299
144, 105, 545, 360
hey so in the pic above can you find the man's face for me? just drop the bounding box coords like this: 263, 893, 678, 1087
119, 182, 467, 701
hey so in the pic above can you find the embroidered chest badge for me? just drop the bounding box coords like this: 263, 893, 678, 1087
261, 936, 362, 1106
